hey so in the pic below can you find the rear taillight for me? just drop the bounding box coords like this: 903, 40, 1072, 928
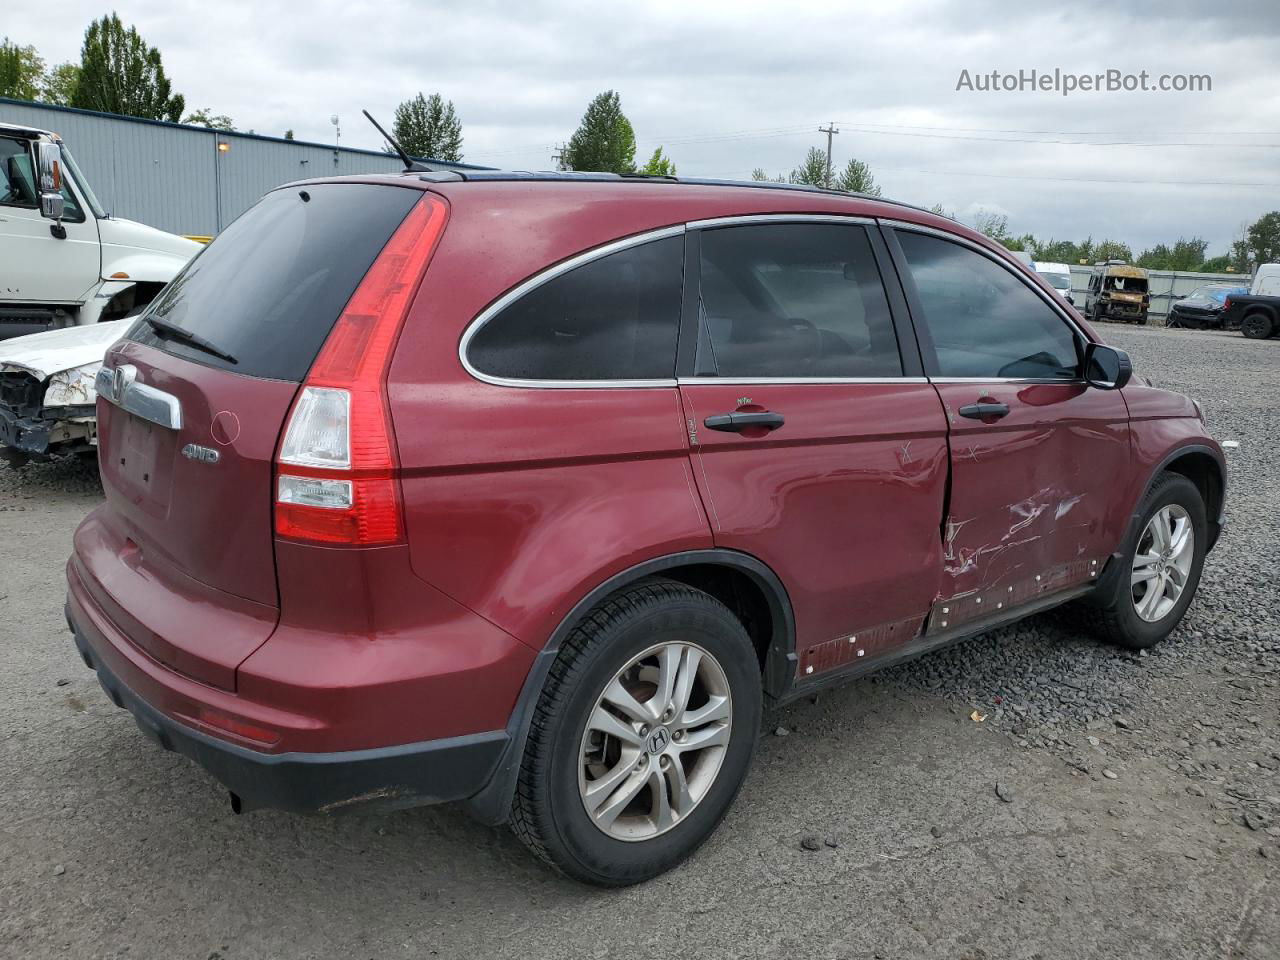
1223, 297, 1232, 310
275, 194, 448, 546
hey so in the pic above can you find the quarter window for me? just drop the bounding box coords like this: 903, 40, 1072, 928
897, 232, 1082, 379
466, 235, 683, 382
696, 223, 902, 378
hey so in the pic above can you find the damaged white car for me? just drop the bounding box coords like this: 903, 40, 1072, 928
0, 321, 127, 463
0, 121, 199, 462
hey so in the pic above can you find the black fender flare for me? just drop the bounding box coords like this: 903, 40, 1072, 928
1095, 442, 1226, 597
463, 548, 796, 825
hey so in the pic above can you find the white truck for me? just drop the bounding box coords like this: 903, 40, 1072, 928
0, 121, 199, 462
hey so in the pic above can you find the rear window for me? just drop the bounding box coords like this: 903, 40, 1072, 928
128, 183, 418, 381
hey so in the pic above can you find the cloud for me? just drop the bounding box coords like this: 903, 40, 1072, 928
6, 0, 1278, 252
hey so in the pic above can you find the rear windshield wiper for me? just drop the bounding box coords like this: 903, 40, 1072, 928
144, 315, 238, 365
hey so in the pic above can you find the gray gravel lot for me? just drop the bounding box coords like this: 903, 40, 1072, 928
1, 325, 1276, 959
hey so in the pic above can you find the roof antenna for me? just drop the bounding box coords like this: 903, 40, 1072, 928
362, 109, 430, 172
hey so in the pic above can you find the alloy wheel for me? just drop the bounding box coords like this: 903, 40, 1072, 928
1131, 504, 1195, 622
577, 641, 732, 841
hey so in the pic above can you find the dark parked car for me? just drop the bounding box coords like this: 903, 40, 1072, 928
1165, 283, 1248, 329
67, 172, 1226, 885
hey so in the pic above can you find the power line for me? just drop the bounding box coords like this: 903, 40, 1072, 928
833, 120, 1280, 137
883, 167, 1280, 188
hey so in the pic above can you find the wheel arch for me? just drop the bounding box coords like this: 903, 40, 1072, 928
463, 548, 797, 824
1126, 443, 1226, 555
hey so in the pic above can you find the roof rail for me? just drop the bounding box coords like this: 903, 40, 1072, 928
416, 168, 934, 216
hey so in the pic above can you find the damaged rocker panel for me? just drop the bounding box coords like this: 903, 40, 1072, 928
928, 556, 1103, 632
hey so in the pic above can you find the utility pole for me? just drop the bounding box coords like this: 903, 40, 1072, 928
551, 143, 568, 171
818, 122, 839, 188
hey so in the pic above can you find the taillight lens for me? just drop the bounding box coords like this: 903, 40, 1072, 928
275, 194, 448, 546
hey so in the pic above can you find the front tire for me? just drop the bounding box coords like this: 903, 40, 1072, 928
1077, 473, 1207, 649
509, 578, 762, 885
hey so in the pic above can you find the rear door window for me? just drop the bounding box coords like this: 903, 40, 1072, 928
695, 223, 902, 379
465, 235, 683, 382
896, 231, 1082, 380
128, 183, 419, 381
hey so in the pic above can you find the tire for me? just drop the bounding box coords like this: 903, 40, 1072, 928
1074, 473, 1207, 649
1164, 311, 1181, 328
509, 578, 762, 885
1241, 312, 1274, 340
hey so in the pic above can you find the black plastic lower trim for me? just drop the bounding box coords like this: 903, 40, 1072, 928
70, 625, 508, 815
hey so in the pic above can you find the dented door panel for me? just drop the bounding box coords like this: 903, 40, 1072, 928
681, 382, 950, 674
931, 381, 1130, 617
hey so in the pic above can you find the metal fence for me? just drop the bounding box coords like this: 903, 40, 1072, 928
1067, 266, 1251, 324
0, 98, 483, 237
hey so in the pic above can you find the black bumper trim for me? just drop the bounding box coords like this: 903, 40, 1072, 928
70, 622, 509, 815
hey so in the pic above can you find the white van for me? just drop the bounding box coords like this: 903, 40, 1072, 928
1034, 261, 1075, 305
1251, 263, 1280, 297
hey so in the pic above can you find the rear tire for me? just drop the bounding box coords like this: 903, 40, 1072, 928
1073, 473, 1207, 650
1241, 312, 1274, 340
509, 578, 762, 886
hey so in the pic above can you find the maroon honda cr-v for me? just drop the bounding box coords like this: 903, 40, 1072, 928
68, 171, 1225, 885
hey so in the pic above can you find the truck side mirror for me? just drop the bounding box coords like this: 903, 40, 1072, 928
36, 141, 66, 227
1084, 342, 1132, 390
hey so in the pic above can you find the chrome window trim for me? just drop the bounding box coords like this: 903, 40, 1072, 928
94, 365, 183, 430
678, 376, 929, 386
686, 213, 876, 230
880, 218, 1093, 344
459, 225, 686, 390
930, 376, 1087, 385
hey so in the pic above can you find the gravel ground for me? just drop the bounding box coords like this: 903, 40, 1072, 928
0, 325, 1276, 959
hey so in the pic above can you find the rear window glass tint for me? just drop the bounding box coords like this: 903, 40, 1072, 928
128, 184, 418, 381
466, 235, 683, 382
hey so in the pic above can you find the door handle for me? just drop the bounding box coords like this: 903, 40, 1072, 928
704, 411, 786, 433
957, 401, 1010, 420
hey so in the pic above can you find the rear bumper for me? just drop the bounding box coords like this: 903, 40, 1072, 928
68, 609, 509, 814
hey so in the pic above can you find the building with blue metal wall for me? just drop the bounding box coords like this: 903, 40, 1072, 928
0, 98, 484, 236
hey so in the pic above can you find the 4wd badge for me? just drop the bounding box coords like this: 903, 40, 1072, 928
181, 443, 220, 464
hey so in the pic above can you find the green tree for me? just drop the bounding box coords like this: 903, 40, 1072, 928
392, 92, 464, 162
1093, 239, 1133, 263
41, 62, 80, 105
183, 107, 234, 130
928, 203, 955, 220
72, 14, 184, 121
789, 147, 828, 186
640, 146, 675, 176
973, 210, 1012, 243
283, 129, 294, 140
834, 157, 880, 196
1199, 254, 1234, 273
564, 90, 635, 173
0, 37, 45, 101
751, 167, 785, 183
1243, 211, 1280, 266
1136, 237, 1207, 271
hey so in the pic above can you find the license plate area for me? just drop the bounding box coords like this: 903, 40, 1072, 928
114, 413, 176, 516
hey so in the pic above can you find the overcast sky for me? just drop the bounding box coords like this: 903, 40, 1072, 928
8, 0, 1280, 253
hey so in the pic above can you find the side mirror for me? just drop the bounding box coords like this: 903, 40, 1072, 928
36, 141, 65, 222
1084, 342, 1132, 390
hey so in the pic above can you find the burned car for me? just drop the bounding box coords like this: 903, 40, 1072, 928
0, 321, 125, 463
